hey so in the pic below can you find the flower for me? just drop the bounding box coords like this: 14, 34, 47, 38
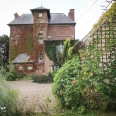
89, 72, 93, 76
0, 107, 6, 112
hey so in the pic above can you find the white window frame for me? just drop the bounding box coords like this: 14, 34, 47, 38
39, 13, 42, 17
27, 66, 33, 70
18, 66, 23, 70
38, 34, 43, 43
51, 65, 59, 73
38, 52, 44, 62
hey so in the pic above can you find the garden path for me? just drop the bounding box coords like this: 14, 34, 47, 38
8, 80, 56, 112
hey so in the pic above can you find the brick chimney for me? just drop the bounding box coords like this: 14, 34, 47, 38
14, 12, 19, 19
68, 9, 75, 21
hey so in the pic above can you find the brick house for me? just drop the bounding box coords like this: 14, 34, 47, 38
8, 6, 76, 75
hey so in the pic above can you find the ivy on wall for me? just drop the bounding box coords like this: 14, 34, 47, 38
44, 39, 77, 66
10, 33, 33, 61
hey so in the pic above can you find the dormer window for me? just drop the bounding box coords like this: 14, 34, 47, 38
39, 13, 42, 17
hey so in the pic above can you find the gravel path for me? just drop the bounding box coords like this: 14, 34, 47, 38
8, 80, 57, 112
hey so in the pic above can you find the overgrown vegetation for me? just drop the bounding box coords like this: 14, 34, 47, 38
44, 39, 77, 66
93, 1, 116, 28
0, 67, 18, 116
0, 35, 9, 68
33, 74, 53, 83
52, 36, 116, 113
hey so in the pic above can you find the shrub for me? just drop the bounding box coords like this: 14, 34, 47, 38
52, 49, 103, 110
0, 67, 18, 116
33, 74, 53, 83
52, 56, 85, 109
5, 64, 16, 81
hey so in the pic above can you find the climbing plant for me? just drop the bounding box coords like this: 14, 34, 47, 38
93, 1, 116, 28
44, 39, 77, 66
62, 38, 71, 63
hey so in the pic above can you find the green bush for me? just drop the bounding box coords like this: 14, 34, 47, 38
5, 64, 16, 81
33, 74, 53, 83
52, 47, 105, 111
52, 56, 85, 109
0, 68, 18, 116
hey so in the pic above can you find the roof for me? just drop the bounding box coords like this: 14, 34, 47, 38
8, 14, 33, 25
12, 53, 34, 64
49, 13, 75, 25
30, 6, 48, 10
30, 6, 51, 18
8, 13, 76, 25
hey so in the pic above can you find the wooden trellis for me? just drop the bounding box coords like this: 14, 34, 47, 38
82, 1, 116, 66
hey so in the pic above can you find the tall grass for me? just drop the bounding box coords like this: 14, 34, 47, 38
0, 67, 18, 116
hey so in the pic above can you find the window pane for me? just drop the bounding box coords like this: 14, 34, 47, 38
38, 35, 43, 43
38, 52, 43, 60
56, 44, 62, 53
39, 13, 42, 17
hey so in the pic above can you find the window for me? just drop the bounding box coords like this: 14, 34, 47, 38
18, 66, 23, 70
51, 65, 59, 73
27, 66, 33, 70
43, 70, 45, 74
39, 13, 42, 17
38, 52, 44, 61
56, 44, 63, 53
38, 34, 43, 43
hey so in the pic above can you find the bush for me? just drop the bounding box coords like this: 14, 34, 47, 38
52, 56, 85, 109
33, 74, 53, 83
52, 50, 104, 110
0, 68, 18, 116
5, 64, 17, 81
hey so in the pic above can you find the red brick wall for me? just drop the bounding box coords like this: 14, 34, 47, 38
44, 53, 53, 74
47, 25, 75, 40
10, 25, 33, 37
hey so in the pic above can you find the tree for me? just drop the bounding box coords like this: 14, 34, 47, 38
0, 35, 9, 67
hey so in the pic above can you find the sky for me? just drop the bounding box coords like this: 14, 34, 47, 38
0, 0, 112, 40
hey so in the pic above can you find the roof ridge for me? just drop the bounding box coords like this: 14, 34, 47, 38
51, 13, 64, 14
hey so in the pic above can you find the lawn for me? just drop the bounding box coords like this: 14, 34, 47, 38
32, 110, 116, 116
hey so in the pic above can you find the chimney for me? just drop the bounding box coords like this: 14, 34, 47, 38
68, 9, 75, 21
14, 12, 19, 19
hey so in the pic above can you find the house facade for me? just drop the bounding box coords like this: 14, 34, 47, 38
8, 6, 76, 75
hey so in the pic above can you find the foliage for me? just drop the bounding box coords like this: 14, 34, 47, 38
25, 33, 33, 52
62, 38, 70, 63
52, 56, 85, 109
9, 33, 33, 61
5, 64, 17, 81
93, 2, 116, 28
0, 35, 9, 67
99, 47, 116, 109
44, 40, 77, 66
0, 67, 18, 116
33, 74, 53, 83
32, 109, 116, 116
52, 34, 116, 111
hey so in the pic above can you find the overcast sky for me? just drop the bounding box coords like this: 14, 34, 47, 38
0, 0, 112, 40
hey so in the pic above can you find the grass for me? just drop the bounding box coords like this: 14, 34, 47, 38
0, 67, 19, 116
31, 110, 116, 116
